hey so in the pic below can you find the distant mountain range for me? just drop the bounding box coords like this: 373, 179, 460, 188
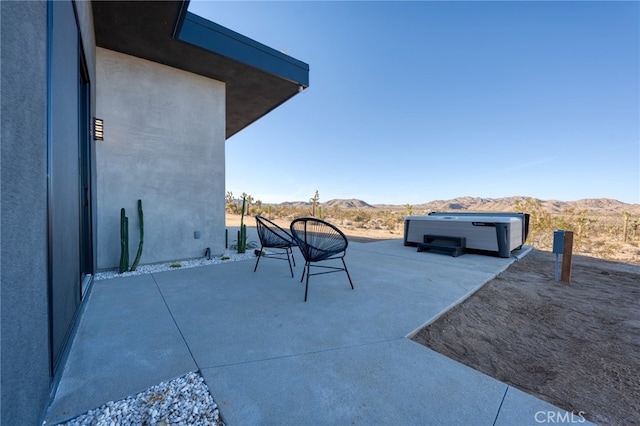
279, 198, 374, 209
276, 196, 640, 215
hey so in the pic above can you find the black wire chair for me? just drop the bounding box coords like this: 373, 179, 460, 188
254, 215, 297, 277
290, 217, 354, 302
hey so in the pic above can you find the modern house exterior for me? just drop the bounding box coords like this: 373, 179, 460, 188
0, 1, 309, 424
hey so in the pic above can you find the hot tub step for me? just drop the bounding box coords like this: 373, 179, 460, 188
416, 235, 466, 257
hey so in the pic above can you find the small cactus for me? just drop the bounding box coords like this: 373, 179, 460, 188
119, 208, 129, 273
237, 197, 247, 253
130, 199, 144, 271
118, 200, 144, 273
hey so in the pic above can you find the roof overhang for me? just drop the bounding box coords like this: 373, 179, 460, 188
92, 1, 309, 139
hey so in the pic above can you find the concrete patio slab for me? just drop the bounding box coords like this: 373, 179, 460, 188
45, 238, 592, 425
201, 338, 508, 425
151, 241, 508, 370
45, 274, 197, 424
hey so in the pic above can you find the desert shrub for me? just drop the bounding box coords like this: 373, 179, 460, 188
350, 210, 372, 224
514, 197, 638, 262
385, 217, 398, 231
228, 194, 638, 263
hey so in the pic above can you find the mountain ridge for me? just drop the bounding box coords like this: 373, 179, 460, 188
275, 196, 640, 214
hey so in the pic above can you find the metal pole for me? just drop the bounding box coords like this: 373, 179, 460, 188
552, 230, 564, 282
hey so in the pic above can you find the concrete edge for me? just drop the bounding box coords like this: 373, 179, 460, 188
405, 246, 534, 339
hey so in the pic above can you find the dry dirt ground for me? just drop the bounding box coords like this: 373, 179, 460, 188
412, 250, 640, 426
226, 213, 398, 243
230, 214, 640, 425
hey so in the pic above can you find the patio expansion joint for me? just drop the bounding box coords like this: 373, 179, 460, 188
151, 272, 200, 371
198, 336, 406, 370
492, 386, 509, 426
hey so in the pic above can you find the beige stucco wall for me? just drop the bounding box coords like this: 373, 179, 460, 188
96, 48, 226, 270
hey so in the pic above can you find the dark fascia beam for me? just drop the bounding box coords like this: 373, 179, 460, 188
178, 12, 309, 88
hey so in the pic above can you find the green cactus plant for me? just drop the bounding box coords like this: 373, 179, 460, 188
118, 200, 145, 273
237, 197, 247, 253
130, 199, 144, 271
119, 208, 129, 273
228, 195, 257, 253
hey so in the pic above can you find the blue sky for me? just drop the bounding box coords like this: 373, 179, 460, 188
188, 1, 639, 205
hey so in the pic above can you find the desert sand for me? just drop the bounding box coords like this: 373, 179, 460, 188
412, 250, 639, 425
226, 213, 399, 243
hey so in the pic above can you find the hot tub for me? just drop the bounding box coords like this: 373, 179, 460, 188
404, 212, 528, 258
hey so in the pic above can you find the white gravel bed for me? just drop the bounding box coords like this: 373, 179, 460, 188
55, 372, 222, 426
94, 251, 256, 281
